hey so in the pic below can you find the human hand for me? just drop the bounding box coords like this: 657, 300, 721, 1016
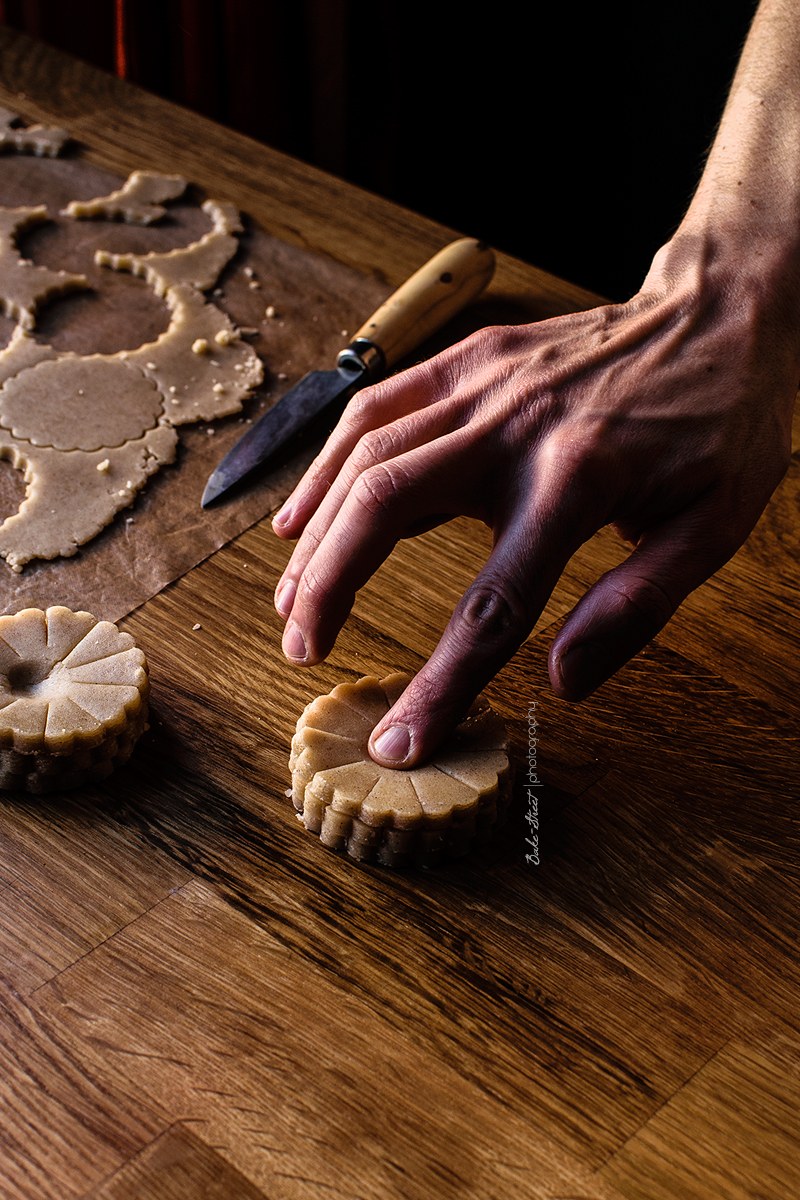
272, 233, 799, 767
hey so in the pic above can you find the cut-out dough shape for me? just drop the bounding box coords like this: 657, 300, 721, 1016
0, 356, 164, 450
290, 672, 513, 868
0, 107, 69, 157
62, 170, 188, 225
0, 605, 149, 791
0, 158, 264, 571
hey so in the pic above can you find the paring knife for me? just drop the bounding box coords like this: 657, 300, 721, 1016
201, 237, 495, 506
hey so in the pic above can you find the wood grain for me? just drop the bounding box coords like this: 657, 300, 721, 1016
85, 1125, 270, 1200
600, 1023, 800, 1200
0, 27, 798, 1200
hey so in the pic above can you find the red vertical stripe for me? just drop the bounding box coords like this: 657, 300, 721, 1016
114, 0, 127, 79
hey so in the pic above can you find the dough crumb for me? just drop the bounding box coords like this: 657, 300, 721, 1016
96, 459, 111, 473
214, 329, 235, 346
212, 383, 225, 393
192, 338, 210, 355
265, 305, 277, 318
192, 622, 202, 630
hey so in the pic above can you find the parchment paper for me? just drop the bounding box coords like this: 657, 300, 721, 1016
0, 153, 394, 621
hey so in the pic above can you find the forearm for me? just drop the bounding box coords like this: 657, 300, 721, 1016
675, 0, 800, 300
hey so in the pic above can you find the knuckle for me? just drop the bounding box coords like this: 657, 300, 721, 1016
454, 579, 528, 647
296, 560, 329, 608
608, 574, 675, 630
536, 419, 615, 501
464, 323, 518, 362
345, 383, 383, 424
351, 461, 407, 517
352, 425, 402, 470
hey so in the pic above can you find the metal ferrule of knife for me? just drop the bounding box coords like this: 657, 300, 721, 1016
202, 238, 495, 506
335, 338, 386, 380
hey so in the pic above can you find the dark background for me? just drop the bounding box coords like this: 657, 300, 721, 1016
1, 0, 759, 300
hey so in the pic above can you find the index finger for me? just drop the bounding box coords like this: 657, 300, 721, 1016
272, 356, 449, 539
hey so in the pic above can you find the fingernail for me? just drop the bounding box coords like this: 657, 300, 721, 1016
558, 642, 611, 698
371, 724, 411, 764
275, 577, 296, 618
272, 501, 293, 529
283, 621, 308, 662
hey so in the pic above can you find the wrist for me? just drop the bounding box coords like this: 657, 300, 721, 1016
642, 217, 800, 381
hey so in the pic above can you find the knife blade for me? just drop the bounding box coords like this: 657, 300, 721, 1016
201, 237, 494, 507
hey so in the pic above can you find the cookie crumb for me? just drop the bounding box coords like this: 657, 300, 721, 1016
192, 623, 202, 631
96, 459, 111, 474
192, 338, 210, 355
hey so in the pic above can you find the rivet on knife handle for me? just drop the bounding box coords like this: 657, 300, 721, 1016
349, 237, 495, 370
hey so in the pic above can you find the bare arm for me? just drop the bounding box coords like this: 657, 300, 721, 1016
273, 0, 800, 767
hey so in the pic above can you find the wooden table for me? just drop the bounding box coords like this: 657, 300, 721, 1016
1, 27, 799, 1200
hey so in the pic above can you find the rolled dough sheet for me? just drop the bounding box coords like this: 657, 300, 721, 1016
0, 152, 394, 620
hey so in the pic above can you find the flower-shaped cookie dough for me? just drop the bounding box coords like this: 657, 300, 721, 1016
0, 606, 149, 792
0, 139, 263, 572
290, 672, 512, 868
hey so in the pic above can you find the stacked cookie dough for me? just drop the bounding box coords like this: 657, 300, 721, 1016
290, 672, 512, 868
0, 606, 149, 792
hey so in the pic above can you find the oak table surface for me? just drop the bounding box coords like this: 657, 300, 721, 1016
1, 27, 799, 1200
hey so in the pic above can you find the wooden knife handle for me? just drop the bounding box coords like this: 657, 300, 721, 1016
351, 237, 495, 369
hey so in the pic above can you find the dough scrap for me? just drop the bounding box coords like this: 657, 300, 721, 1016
0, 108, 69, 158
94, 199, 243, 296
0, 171, 264, 571
290, 672, 512, 868
0, 206, 87, 330
0, 605, 149, 790
0, 425, 178, 572
122, 284, 262, 424
0, 326, 58, 388
62, 170, 188, 225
